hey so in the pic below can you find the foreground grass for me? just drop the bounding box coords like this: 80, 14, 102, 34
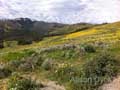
0, 42, 120, 90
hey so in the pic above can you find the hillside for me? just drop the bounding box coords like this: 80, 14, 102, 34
0, 21, 120, 90
0, 18, 65, 41
0, 18, 96, 45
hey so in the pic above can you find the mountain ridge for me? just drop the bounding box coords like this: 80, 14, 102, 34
0, 18, 97, 47
0, 18, 120, 48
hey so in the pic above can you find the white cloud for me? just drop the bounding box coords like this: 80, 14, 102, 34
0, 0, 120, 23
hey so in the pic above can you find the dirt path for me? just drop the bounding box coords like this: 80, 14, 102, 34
101, 76, 120, 90
41, 81, 65, 90
0, 79, 66, 90
24, 74, 66, 90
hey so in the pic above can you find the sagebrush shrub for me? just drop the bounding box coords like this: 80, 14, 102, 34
41, 59, 53, 70
8, 74, 44, 90
84, 44, 96, 53
0, 67, 12, 79
70, 52, 119, 90
53, 64, 78, 83
18, 39, 32, 45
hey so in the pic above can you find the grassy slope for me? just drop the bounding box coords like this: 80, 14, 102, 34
1, 22, 120, 63
32, 21, 120, 48
0, 22, 120, 90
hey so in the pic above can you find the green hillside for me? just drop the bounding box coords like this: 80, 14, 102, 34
0, 18, 96, 48
0, 21, 120, 90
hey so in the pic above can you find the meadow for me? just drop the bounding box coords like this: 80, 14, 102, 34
0, 22, 120, 90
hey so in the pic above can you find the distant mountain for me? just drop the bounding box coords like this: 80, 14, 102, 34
0, 18, 65, 41
0, 18, 96, 48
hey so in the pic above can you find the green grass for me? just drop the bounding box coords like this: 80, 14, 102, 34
0, 49, 36, 62
0, 22, 120, 90
41, 49, 79, 61
50, 52, 120, 90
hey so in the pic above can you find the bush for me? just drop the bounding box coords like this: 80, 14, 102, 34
35, 56, 44, 68
18, 55, 44, 71
4, 41, 17, 48
41, 59, 53, 70
70, 52, 119, 90
18, 62, 33, 72
18, 39, 32, 45
53, 64, 78, 83
0, 42, 4, 48
65, 50, 77, 59
0, 67, 12, 79
84, 44, 96, 53
5, 53, 44, 72
8, 74, 44, 90
7, 60, 25, 71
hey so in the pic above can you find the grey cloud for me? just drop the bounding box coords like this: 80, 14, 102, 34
0, 0, 120, 24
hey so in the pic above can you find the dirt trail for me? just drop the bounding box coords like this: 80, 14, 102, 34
0, 79, 65, 90
41, 81, 65, 90
25, 74, 66, 90
101, 76, 120, 90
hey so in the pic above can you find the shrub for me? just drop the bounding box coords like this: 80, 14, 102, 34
35, 56, 44, 68
84, 44, 96, 53
5, 53, 44, 72
7, 60, 25, 71
65, 50, 77, 59
0, 67, 12, 79
0, 42, 4, 48
41, 59, 53, 70
53, 64, 78, 83
70, 52, 119, 90
8, 74, 44, 90
4, 41, 17, 48
18, 39, 32, 45
18, 62, 33, 72
18, 55, 44, 71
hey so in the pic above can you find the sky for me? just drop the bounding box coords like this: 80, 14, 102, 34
0, 0, 120, 24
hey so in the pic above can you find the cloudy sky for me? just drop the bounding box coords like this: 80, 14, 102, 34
0, 0, 120, 24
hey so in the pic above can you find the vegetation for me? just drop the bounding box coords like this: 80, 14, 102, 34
0, 67, 12, 79
1, 49, 36, 62
49, 51, 120, 90
84, 44, 96, 53
0, 20, 120, 90
8, 74, 44, 90
18, 39, 33, 45
70, 52, 119, 90
4, 41, 17, 48
41, 59, 53, 70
